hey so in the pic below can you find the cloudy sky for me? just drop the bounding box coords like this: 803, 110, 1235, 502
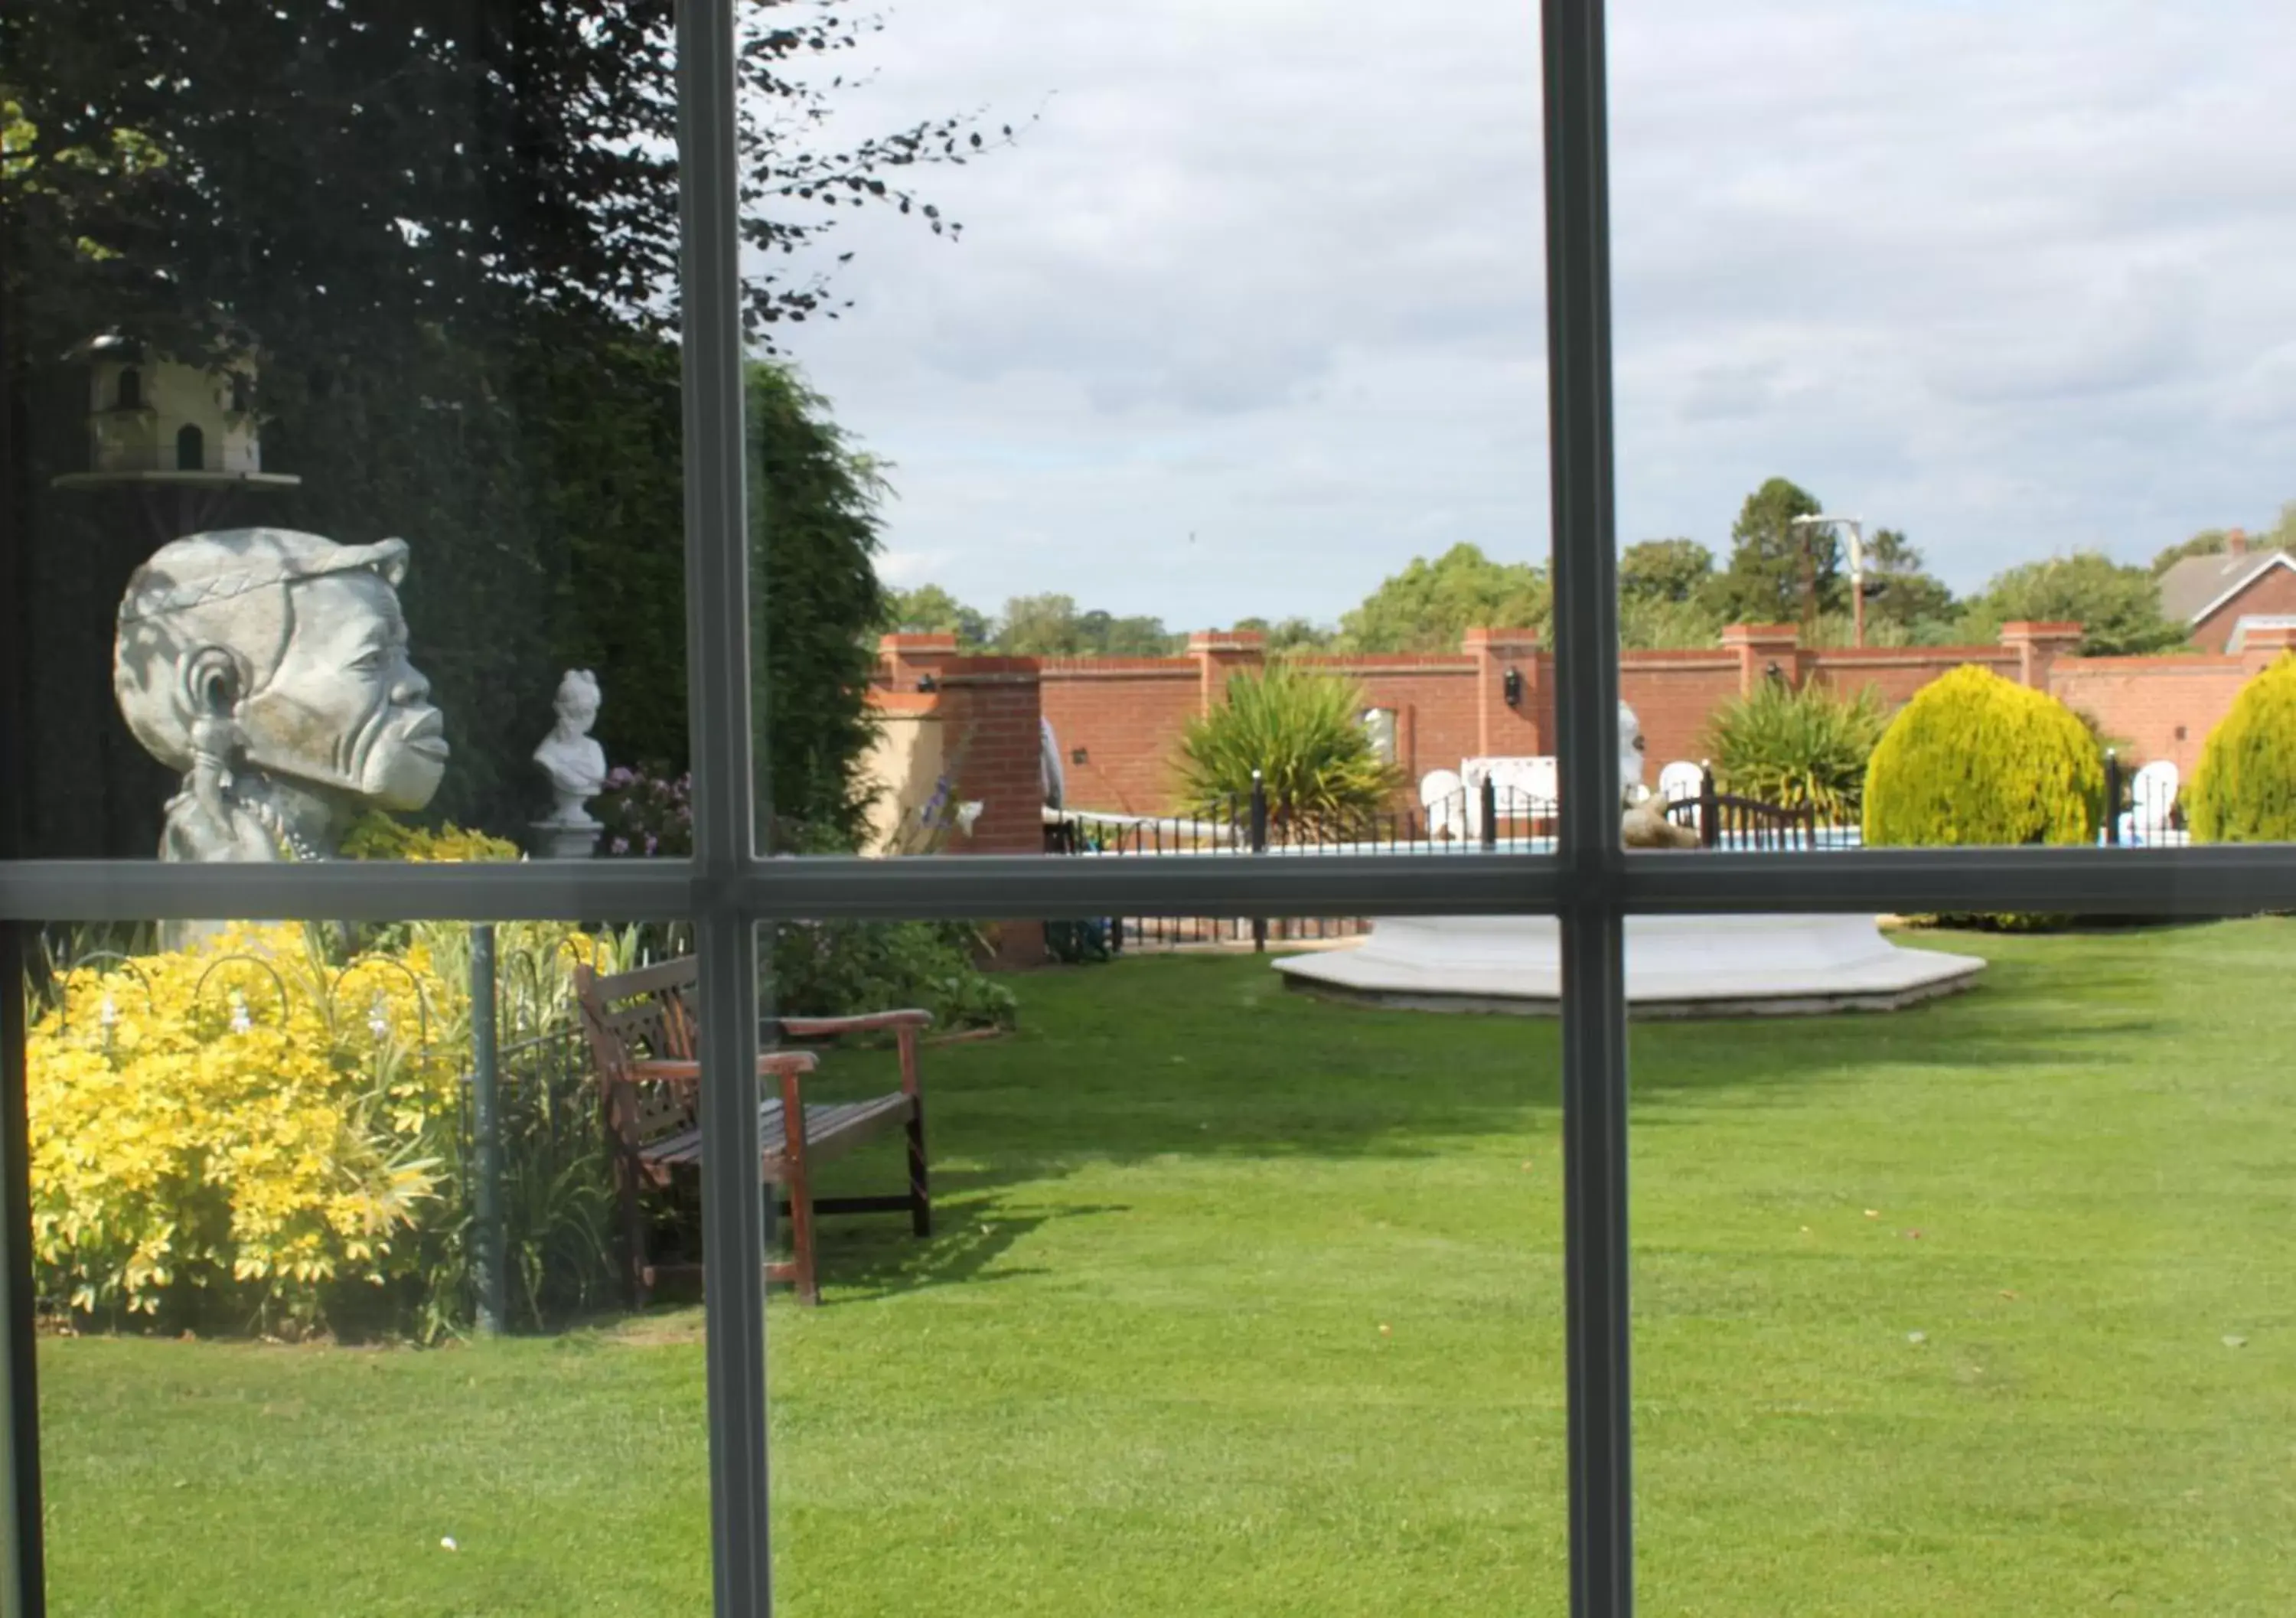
771, 0, 2296, 631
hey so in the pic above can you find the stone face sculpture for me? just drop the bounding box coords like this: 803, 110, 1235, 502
114, 527, 449, 863
1618, 700, 1701, 850
534, 670, 607, 828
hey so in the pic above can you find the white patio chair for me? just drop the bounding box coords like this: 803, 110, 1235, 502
1420, 768, 1467, 842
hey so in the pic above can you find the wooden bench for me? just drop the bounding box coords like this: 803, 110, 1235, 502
572, 957, 931, 1306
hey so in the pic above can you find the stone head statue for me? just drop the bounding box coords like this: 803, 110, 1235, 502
1617, 700, 1648, 804
114, 527, 448, 862
1616, 698, 1699, 849
534, 668, 608, 828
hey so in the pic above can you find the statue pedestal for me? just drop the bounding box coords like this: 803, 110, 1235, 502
530, 820, 602, 860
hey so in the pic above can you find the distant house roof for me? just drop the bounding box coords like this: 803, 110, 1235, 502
2157, 549, 2296, 625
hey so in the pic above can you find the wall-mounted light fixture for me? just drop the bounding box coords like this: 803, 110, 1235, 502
1763, 661, 1785, 685
1071, 746, 1088, 765
916, 674, 939, 693
1502, 666, 1524, 708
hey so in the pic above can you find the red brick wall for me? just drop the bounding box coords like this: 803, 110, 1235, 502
935, 659, 1045, 967
1306, 657, 1489, 788
2049, 657, 2251, 778
1802, 646, 2020, 707
1619, 652, 1737, 769
881, 628, 2272, 826
1040, 659, 1199, 814
2192, 562, 2296, 653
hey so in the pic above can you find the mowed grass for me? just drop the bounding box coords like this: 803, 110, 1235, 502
37, 922, 2296, 1616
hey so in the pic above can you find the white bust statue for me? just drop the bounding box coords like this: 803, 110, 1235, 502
534, 669, 607, 828
113, 527, 450, 864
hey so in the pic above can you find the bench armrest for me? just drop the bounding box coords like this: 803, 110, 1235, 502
780, 1010, 933, 1039
628, 1049, 818, 1085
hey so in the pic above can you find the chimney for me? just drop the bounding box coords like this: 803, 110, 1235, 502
2227, 527, 2249, 558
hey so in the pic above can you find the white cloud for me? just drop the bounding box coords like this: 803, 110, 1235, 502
768, 0, 2296, 625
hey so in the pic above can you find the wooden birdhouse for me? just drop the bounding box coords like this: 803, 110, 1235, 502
54, 334, 299, 543
74, 335, 265, 476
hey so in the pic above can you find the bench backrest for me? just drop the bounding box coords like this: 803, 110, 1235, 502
574, 957, 705, 1150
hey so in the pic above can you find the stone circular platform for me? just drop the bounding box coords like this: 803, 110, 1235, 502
1273, 915, 1985, 1019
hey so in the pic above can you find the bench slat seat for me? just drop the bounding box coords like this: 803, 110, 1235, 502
575, 958, 933, 1306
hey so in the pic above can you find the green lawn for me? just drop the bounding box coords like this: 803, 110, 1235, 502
38, 922, 2296, 1615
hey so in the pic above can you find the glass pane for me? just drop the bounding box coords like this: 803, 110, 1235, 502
762, 914, 1568, 1613
1631, 917, 2294, 1613
27, 913, 713, 1613
1610, 8, 2290, 855
746, 4, 1561, 866
2, 10, 689, 864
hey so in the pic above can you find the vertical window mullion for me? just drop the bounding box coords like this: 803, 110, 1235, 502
1540, 1, 1635, 1614
675, 0, 774, 1612
0, 925, 46, 1618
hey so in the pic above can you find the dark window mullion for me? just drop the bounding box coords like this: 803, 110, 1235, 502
674, 0, 775, 1611
1541, 0, 1636, 1615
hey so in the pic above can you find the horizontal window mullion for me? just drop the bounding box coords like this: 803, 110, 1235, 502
0, 860, 696, 923
11, 846, 2296, 925
732, 853, 1569, 920
1613, 847, 2296, 917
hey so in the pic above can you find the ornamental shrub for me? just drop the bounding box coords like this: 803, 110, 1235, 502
1175, 664, 1407, 835
1704, 679, 1889, 823
1863, 664, 2105, 849
28, 920, 630, 1338
2189, 654, 2296, 843
341, 811, 523, 863
28, 925, 458, 1333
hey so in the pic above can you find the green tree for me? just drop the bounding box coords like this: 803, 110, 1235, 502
1857, 527, 1958, 637
1958, 552, 2187, 657
1706, 478, 1834, 627
1336, 543, 1551, 653
1234, 615, 1337, 654
1075, 610, 1182, 657
882, 585, 992, 649
992, 595, 1084, 656
3, 1, 996, 853
1619, 537, 1714, 605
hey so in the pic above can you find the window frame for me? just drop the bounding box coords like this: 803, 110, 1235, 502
6, 3, 2296, 1616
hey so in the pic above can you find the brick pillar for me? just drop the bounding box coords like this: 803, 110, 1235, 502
1720, 624, 1802, 696
880, 632, 957, 692
941, 657, 1046, 968
1463, 628, 1543, 757
1998, 621, 2083, 688
2238, 621, 2296, 673
1189, 629, 1267, 713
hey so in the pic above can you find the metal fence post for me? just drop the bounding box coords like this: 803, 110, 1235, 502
1249, 771, 1269, 952
469, 922, 506, 1338
2103, 749, 2122, 847
1481, 775, 1499, 851
1698, 764, 1719, 850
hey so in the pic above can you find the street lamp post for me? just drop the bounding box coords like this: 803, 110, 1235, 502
1791, 514, 1866, 648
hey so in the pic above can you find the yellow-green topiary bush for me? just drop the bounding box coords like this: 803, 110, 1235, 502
1863, 664, 2105, 850
2189, 654, 2296, 843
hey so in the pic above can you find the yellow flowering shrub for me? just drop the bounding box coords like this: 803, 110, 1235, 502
339, 811, 523, 864
28, 925, 461, 1330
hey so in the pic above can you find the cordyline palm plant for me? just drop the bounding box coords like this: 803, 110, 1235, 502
1176, 664, 1407, 837
1704, 679, 1890, 824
